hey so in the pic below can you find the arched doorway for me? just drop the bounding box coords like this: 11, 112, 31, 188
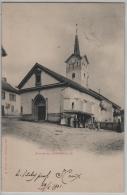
33, 94, 46, 120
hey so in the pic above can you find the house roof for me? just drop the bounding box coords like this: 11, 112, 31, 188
1, 47, 7, 57
2, 80, 19, 94
17, 62, 121, 109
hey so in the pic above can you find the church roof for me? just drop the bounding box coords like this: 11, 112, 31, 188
17, 63, 120, 109
2, 80, 19, 94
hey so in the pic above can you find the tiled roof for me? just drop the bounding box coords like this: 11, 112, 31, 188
2, 80, 19, 94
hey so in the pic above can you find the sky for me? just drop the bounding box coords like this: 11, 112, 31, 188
2, 2, 125, 107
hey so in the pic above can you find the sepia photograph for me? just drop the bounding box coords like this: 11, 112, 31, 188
1, 2, 125, 192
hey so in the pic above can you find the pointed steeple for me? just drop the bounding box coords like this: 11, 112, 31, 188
74, 24, 80, 56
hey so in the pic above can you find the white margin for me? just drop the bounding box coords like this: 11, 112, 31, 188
0, 1, 126, 195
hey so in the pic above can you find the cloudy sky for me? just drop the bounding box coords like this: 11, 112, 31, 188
2, 2, 124, 107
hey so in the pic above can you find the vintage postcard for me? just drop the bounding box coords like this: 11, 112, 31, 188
1, 2, 125, 192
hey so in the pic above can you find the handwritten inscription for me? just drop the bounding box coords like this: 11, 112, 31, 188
15, 169, 82, 191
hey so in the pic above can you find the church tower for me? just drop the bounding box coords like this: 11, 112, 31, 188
65, 25, 89, 88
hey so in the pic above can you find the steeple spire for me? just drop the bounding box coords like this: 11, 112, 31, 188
74, 24, 80, 56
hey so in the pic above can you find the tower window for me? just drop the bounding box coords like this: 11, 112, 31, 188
72, 102, 74, 110
72, 73, 75, 79
84, 73, 85, 77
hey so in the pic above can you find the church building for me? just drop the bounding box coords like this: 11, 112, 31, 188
17, 30, 121, 127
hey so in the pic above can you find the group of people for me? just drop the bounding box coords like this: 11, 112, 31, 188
67, 116, 100, 130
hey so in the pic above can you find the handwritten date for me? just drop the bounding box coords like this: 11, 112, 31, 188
15, 169, 81, 191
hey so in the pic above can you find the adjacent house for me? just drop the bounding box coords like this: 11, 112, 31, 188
2, 78, 21, 116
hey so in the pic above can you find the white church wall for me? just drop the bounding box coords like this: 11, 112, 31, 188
42, 72, 59, 86
20, 87, 63, 115
41, 88, 62, 114
22, 71, 59, 89
22, 74, 35, 89
92, 103, 101, 121
63, 98, 82, 111
20, 85, 114, 122
63, 87, 99, 112
62, 87, 113, 122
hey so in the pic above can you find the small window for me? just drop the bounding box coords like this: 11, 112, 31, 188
72, 73, 75, 79
84, 73, 85, 78
5, 103, 10, 109
2, 105, 5, 116
11, 105, 14, 112
9, 93, 16, 101
2, 91, 5, 99
35, 68, 41, 86
72, 102, 74, 109
21, 106, 23, 114
36, 74, 41, 85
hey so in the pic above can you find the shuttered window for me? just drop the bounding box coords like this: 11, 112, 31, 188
9, 93, 16, 101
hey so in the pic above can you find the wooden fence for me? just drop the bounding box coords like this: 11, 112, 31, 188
94, 122, 124, 132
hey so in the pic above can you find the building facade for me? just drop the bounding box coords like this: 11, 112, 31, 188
1, 34, 122, 128
2, 78, 21, 116
17, 61, 120, 127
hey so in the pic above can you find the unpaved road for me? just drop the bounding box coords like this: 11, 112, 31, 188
2, 118, 124, 192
